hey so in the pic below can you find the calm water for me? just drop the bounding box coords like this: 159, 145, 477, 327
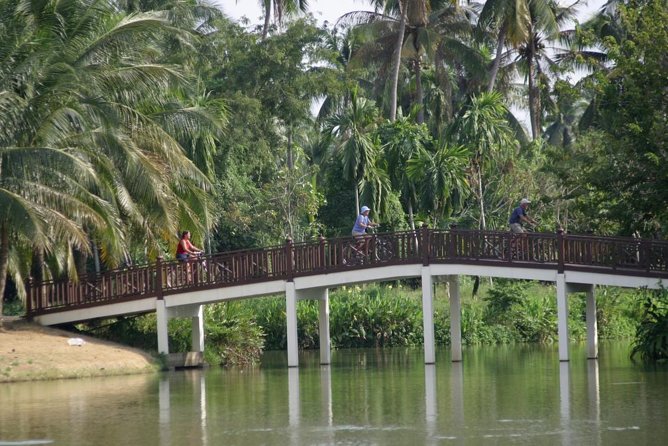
1, 342, 667, 446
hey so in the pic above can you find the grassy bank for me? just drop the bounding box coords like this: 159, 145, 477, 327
0, 318, 159, 383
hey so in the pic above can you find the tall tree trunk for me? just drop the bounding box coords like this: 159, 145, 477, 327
286, 127, 294, 170
0, 223, 9, 319
414, 59, 424, 124
527, 37, 540, 140
477, 167, 486, 231
354, 186, 360, 219
262, 1, 271, 40
487, 25, 507, 93
389, 1, 407, 121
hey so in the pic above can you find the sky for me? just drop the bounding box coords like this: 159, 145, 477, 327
215, 0, 607, 27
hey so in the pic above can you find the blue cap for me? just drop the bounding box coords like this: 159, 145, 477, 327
360, 206, 370, 213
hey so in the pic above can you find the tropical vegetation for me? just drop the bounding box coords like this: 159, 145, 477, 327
1, 0, 666, 361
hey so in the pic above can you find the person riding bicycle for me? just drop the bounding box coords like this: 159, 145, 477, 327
176, 230, 203, 261
509, 198, 537, 233
352, 206, 378, 254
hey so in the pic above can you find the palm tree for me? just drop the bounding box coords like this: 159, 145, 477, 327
378, 115, 431, 230
479, 0, 558, 94
406, 142, 469, 227
339, 0, 483, 128
0, 0, 221, 309
260, 0, 309, 39
325, 89, 381, 215
451, 92, 518, 231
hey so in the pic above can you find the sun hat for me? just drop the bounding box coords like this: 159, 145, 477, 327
520, 198, 531, 204
360, 206, 370, 213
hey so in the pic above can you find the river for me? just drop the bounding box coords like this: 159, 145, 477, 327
1, 342, 666, 445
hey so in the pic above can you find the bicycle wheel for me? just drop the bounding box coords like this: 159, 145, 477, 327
375, 238, 394, 261
342, 243, 363, 266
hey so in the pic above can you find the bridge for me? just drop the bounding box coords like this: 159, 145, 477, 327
26, 228, 668, 367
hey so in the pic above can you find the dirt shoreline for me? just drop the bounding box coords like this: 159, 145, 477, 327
0, 317, 158, 383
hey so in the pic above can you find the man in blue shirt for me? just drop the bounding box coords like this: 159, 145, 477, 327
351, 206, 378, 255
509, 198, 537, 233
352, 206, 378, 236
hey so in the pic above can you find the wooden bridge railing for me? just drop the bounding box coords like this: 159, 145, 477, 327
26, 229, 668, 316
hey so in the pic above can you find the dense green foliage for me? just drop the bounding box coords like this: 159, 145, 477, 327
2, 0, 666, 361
631, 289, 668, 364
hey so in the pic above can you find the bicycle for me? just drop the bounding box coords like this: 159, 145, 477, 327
342, 228, 394, 266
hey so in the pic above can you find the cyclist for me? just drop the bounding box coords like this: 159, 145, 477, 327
509, 198, 537, 233
176, 231, 204, 261
352, 206, 378, 255
509, 198, 538, 260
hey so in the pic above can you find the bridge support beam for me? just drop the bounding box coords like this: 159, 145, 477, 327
556, 274, 570, 361
192, 305, 204, 353
156, 299, 169, 355
286, 282, 299, 367
318, 289, 331, 365
585, 286, 598, 359
421, 266, 435, 364
448, 275, 462, 362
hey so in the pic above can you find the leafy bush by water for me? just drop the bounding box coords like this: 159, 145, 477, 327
631, 288, 668, 364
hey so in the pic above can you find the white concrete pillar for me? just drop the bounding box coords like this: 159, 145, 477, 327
448, 275, 462, 362
556, 274, 570, 361
156, 299, 170, 355
191, 305, 205, 353
318, 289, 331, 365
421, 266, 435, 364
286, 282, 299, 367
585, 286, 598, 359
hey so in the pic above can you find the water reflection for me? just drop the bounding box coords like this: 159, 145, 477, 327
3, 344, 667, 446
424, 364, 437, 445
559, 361, 571, 446
588, 359, 601, 446
288, 367, 299, 445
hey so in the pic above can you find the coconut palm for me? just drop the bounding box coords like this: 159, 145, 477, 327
324, 88, 381, 215
0, 0, 222, 310
479, 0, 558, 93
260, 0, 309, 39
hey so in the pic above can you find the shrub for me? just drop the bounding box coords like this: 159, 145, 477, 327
631, 288, 668, 364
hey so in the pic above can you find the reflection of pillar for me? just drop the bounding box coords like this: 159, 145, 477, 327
449, 275, 462, 362
197, 372, 208, 446
587, 359, 601, 446
156, 300, 169, 354
422, 266, 435, 364
318, 289, 331, 365
559, 362, 571, 446
451, 362, 464, 430
321, 366, 333, 427
159, 377, 171, 446
556, 274, 569, 361
585, 287, 598, 359
288, 367, 300, 445
192, 305, 205, 353
286, 282, 298, 367
425, 364, 437, 444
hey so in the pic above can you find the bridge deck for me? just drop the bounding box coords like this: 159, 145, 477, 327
27, 229, 668, 323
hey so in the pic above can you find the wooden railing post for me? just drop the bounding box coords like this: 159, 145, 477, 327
156, 256, 164, 300
319, 235, 326, 269
26, 277, 34, 318
421, 223, 431, 266
285, 237, 294, 281
557, 228, 565, 273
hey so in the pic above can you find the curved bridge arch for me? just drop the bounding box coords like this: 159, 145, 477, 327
28, 229, 668, 366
